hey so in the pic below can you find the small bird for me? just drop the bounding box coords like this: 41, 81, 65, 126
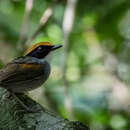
0, 42, 62, 93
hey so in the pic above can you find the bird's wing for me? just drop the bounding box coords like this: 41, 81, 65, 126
0, 56, 50, 88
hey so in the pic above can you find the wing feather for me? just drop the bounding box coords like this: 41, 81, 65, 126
0, 56, 50, 91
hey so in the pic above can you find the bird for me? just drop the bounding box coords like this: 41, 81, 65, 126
0, 42, 62, 111
0, 42, 62, 93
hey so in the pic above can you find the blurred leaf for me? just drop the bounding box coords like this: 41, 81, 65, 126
46, 24, 63, 43
110, 115, 127, 129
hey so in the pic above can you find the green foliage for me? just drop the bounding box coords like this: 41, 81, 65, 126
0, 0, 130, 129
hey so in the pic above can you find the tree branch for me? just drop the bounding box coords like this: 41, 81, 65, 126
0, 88, 89, 130
25, 0, 57, 46
62, 0, 78, 119
17, 0, 34, 52
17, 0, 57, 55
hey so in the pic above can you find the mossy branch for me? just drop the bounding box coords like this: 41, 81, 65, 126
0, 88, 89, 130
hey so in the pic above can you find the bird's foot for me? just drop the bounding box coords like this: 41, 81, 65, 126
10, 92, 42, 113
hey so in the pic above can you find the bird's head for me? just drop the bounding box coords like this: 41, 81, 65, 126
26, 42, 62, 61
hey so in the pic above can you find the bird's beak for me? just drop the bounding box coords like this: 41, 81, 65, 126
51, 45, 63, 51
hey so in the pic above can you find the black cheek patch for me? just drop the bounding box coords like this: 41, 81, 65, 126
36, 51, 49, 59
26, 45, 53, 59
26, 49, 50, 59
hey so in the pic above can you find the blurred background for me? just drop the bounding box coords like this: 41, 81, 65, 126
0, 0, 130, 129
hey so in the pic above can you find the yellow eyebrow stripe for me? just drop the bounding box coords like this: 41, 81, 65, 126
26, 42, 53, 55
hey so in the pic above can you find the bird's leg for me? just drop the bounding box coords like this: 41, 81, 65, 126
10, 92, 41, 113
12, 92, 30, 111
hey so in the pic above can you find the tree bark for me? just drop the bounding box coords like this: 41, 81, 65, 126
0, 88, 89, 130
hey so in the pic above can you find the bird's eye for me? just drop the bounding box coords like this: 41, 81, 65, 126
37, 46, 43, 51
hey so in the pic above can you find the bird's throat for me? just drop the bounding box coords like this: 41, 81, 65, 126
43, 51, 53, 63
